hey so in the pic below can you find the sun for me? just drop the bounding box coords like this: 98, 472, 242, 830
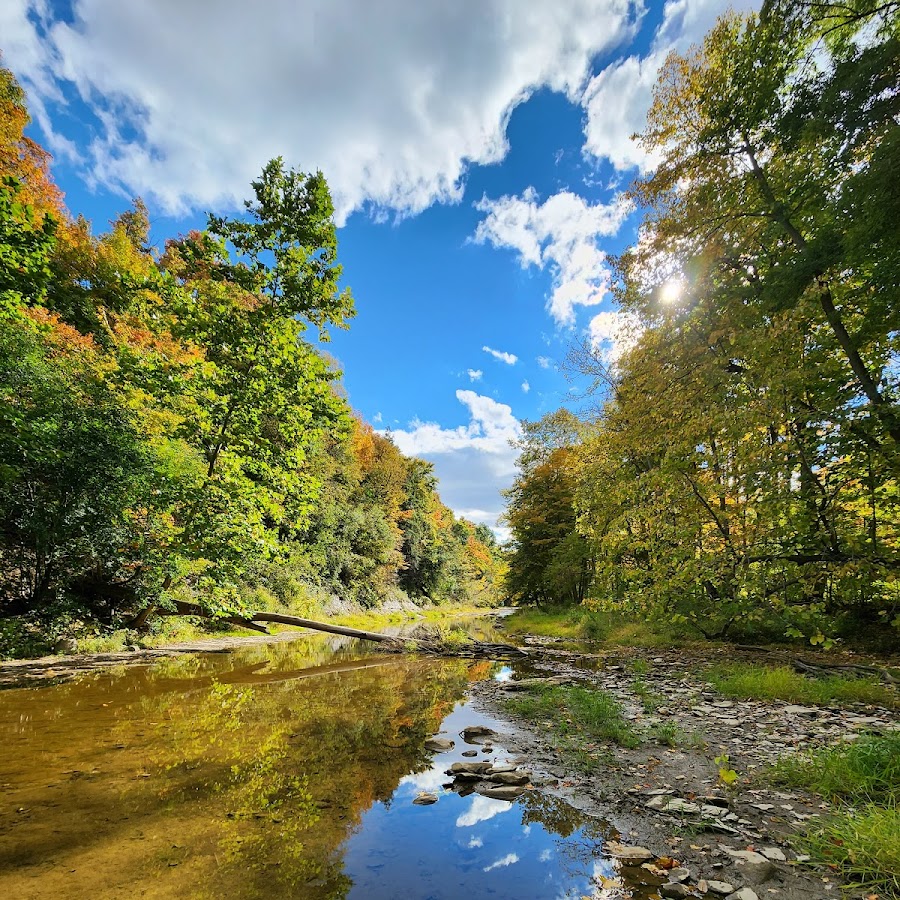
659, 279, 684, 304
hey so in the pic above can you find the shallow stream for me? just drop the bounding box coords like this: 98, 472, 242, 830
0, 624, 644, 899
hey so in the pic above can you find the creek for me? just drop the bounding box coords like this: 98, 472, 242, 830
0, 621, 637, 899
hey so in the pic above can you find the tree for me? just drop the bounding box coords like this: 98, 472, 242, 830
504, 412, 592, 607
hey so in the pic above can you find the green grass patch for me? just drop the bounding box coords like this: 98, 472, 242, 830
708, 663, 898, 709
804, 804, 900, 897
770, 733, 900, 805
505, 683, 641, 749
501, 606, 689, 648
770, 734, 900, 897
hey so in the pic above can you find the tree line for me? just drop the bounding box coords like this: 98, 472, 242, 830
504, 0, 899, 645
0, 64, 503, 647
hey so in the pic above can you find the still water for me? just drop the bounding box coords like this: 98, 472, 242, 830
0, 629, 643, 899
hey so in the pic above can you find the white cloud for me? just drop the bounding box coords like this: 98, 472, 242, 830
467, 368, 483, 382
389, 391, 521, 534
468, 836, 483, 848
372, 411, 383, 424
581, 50, 667, 173
521, 380, 530, 393
456, 795, 515, 827
539, 849, 552, 862
483, 346, 518, 365
588, 309, 639, 365
581, 0, 760, 172
484, 853, 519, 872
3, 0, 642, 221
536, 356, 553, 369
473, 188, 632, 325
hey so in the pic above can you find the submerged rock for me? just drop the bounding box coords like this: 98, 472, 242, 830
605, 842, 654, 863
412, 792, 438, 805
659, 884, 691, 899
460, 725, 496, 743
424, 736, 454, 752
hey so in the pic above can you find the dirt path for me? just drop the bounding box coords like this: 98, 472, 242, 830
466, 640, 899, 900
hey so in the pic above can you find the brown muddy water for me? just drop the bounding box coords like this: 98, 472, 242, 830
0, 627, 644, 899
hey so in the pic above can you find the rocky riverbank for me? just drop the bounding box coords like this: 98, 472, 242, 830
456, 641, 899, 900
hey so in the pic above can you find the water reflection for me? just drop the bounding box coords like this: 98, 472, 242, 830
0, 627, 656, 899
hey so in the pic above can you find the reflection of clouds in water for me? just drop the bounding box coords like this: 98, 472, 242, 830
483, 852, 519, 872
539, 848, 552, 862
592, 858, 617, 880
400, 767, 447, 794
494, 666, 514, 682
456, 795, 514, 827
467, 836, 483, 848
522, 824, 531, 836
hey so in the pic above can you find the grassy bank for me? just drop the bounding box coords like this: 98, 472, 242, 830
499, 606, 692, 648
707, 662, 899, 709
769, 733, 900, 897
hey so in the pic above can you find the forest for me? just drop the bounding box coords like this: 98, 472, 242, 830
503, 0, 900, 647
0, 66, 504, 655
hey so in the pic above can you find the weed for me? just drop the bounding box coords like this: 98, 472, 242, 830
631, 676, 663, 712
707, 663, 898, 709
649, 721, 686, 748
714, 753, 739, 787
629, 659, 650, 676
771, 734, 900, 897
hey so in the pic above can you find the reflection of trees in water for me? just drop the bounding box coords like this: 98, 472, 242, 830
518, 792, 612, 882
127, 646, 475, 899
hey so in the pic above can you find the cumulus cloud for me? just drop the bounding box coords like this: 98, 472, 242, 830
482, 346, 518, 365
467, 368, 483, 382
581, 0, 760, 172
536, 356, 553, 369
389, 390, 521, 534
456, 795, 514, 827
3, 0, 642, 221
521, 380, 530, 393
473, 188, 632, 325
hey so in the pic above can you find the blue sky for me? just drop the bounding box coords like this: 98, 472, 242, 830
2, 0, 755, 535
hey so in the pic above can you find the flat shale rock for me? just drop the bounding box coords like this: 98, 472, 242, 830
605, 842, 654, 863
475, 783, 526, 801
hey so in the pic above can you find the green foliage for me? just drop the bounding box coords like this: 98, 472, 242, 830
708, 663, 898, 708
804, 805, 900, 898
503, 412, 592, 607
502, 1, 900, 647
0, 64, 504, 642
0, 176, 56, 318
